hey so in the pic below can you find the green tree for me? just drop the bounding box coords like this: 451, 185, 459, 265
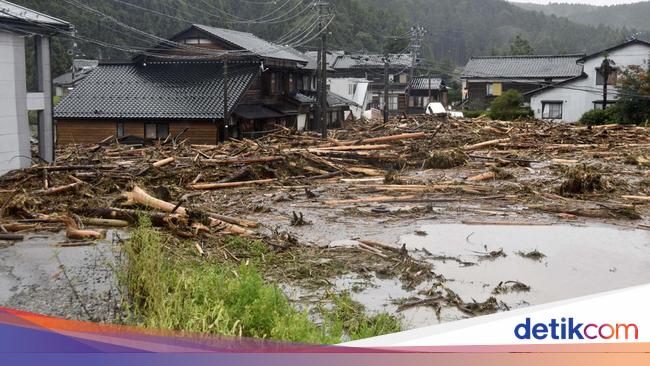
383, 27, 409, 54
614, 63, 650, 124
509, 35, 535, 55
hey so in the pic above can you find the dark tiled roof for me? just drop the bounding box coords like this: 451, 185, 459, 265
462, 54, 584, 79
409, 77, 444, 90
193, 24, 307, 63
54, 61, 259, 120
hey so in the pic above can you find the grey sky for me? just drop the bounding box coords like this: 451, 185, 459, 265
509, 0, 647, 5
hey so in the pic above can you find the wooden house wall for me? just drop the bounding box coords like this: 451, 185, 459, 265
56, 119, 218, 145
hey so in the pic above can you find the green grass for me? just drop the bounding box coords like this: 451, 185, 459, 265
120, 218, 401, 344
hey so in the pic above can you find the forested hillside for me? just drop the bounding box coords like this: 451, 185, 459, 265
9, 0, 635, 77
515, 1, 650, 33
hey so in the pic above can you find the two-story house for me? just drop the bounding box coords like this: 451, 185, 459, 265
461, 54, 585, 110
54, 25, 354, 145
527, 39, 650, 122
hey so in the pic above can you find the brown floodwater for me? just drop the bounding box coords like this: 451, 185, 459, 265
334, 223, 650, 329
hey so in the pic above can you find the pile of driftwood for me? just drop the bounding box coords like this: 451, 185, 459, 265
0, 115, 649, 242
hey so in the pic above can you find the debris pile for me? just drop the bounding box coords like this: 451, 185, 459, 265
0, 115, 648, 243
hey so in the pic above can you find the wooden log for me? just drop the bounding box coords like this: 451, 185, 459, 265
1, 223, 37, 232
308, 144, 393, 152
31, 165, 117, 172
208, 213, 259, 229
0, 233, 24, 241
153, 157, 176, 168
58, 216, 103, 240
467, 171, 497, 182
200, 156, 284, 165
189, 179, 276, 191
122, 185, 187, 215
622, 195, 650, 203
33, 176, 84, 195
358, 239, 403, 254
323, 195, 417, 205
121, 187, 254, 235
335, 132, 427, 146
463, 138, 511, 151
345, 167, 384, 176
81, 218, 131, 227
357, 243, 389, 259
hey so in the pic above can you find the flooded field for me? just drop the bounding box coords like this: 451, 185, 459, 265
333, 223, 650, 329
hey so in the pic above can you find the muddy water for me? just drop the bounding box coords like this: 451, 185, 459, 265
0, 230, 124, 321
337, 224, 650, 329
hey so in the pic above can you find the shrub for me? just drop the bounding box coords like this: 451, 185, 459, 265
579, 106, 625, 126
464, 110, 487, 118
488, 107, 534, 121
487, 90, 534, 120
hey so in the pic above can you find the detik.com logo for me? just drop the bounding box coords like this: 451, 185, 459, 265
515, 318, 638, 340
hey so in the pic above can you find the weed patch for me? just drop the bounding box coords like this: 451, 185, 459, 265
120, 218, 400, 343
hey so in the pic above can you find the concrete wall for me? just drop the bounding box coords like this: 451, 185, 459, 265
0, 32, 31, 175
531, 43, 650, 122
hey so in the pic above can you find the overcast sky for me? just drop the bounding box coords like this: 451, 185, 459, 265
509, 0, 647, 5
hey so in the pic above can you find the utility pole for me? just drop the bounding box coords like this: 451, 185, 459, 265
383, 55, 389, 123
407, 25, 425, 108
223, 59, 229, 141
315, 1, 330, 139
600, 56, 614, 111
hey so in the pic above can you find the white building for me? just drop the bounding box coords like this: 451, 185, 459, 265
528, 39, 650, 123
0, 1, 72, 174
327, 77, 370, 119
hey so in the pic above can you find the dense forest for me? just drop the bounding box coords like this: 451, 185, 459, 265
10, 0, 638, 78
515, 1, 650, 34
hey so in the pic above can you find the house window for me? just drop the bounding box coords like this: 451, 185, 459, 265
116, 121, 124, 138
542, 101, 563, 119
596, 68, 618, 86
348, 83, 357, 95
593, 101, 615, 110
303, 75, 312, 91
486, 83, 503, 96
388, 95, 398, 110
144, 123, 169, 139
268, 73, 278, 95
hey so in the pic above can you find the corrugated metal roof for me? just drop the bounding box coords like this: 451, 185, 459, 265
409, 77, 443, 90
54, 61, 259, 120
461, 54, 584, 79
193, 24, 307, 63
